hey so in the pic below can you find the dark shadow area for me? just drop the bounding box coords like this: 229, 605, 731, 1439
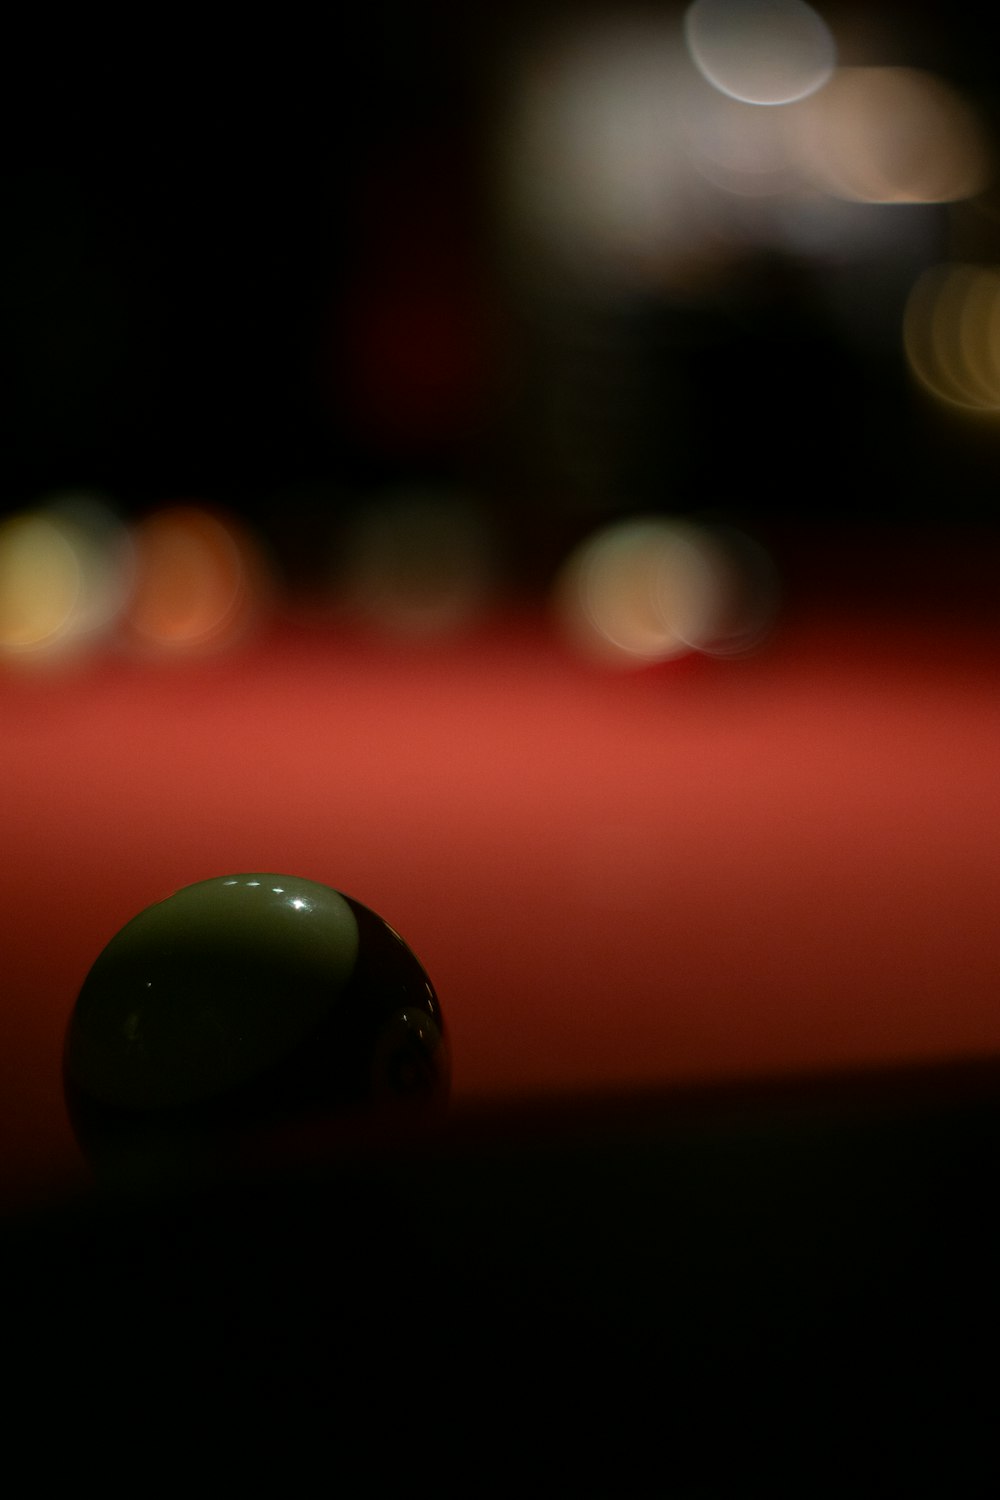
5, 1058, 1000, 1489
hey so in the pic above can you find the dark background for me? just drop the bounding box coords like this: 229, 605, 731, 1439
3, 4, 1000, 605
0, 11, 494, 515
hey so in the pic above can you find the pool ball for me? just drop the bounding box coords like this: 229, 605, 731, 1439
64, 874, 449, 1178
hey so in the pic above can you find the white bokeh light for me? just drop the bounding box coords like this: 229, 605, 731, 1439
684, 0, 836, 106
553, 517, 778, 667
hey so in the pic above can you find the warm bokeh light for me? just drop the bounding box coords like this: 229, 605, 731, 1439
684, 0, 835, 106
0, 496, 133, 660
903, 263, 1000, 413
793, 67, 991, 204
123, 506, 268, 652
0, 512, 81, 655
552, 517, 777, 667
334, 491, 496, 639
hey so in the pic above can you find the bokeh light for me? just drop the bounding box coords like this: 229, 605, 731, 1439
496, 9, 978, 292
684, 0, 836, 106
689, 525, 780, 656
679, 84, 800, 199
47, 495, 135, 639
123, 505, 269, 653
793, 67, 991, 204
903, 264, 1000, 413
552, 517, 777, 668
0, 512, 81, 656
0, 496, 133, 661
497, 18, 724, 285
333, 490, 497, 639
